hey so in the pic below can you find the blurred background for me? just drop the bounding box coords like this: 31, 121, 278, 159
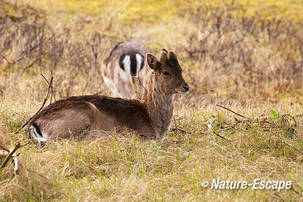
1, 0, 302, 106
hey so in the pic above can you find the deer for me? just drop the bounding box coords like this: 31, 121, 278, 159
102, 42, 149, 99
26, 49, 189, 144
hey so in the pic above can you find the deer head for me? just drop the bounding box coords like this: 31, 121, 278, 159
146, 49, 189, 95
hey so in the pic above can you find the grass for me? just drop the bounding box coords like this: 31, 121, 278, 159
1, 103, 303, 201
0, 0, 303, 201
24, 0, 303, 22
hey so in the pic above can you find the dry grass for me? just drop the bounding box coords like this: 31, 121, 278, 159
0, 0, 303, 201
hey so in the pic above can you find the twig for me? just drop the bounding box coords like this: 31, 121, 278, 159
40, 73, 49, 84
0, 143, 21, 169
213, 131, 232, 142
290, 187, 301, 196
170, 127, 189, 133
274, 193, 285, 202
0, 145, 9, 152
15, 75, 53, 134
170, 116, 191, 134
22, 57, 40, 71
0, 53, 11, 64
23, 74, 53, 127
0, 142, 28, 175
283, 142, 303, 155
41, 73, 56, 103
281, 114, 297, 127
216, 104, 248, 119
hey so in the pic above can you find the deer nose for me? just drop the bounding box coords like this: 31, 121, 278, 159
183, 85, 189, 92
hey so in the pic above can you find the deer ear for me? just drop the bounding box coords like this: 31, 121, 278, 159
147, 53, 159, 70
159, 50, 168, 64
162, 48, 168, 53
168, 51, 177, 60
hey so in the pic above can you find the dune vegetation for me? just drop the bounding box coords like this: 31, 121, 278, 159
0, 0, 303, 201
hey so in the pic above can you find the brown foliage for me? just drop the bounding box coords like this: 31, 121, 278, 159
182, 6, 303, 102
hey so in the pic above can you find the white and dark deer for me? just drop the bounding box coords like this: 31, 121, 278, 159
27, 49, 189, 143
102, 42, 148, 99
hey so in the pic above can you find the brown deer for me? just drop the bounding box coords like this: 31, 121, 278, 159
27, 49, 189, 144
102, 42, 148, 99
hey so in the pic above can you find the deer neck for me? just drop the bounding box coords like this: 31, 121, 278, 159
144, 72, 173, 138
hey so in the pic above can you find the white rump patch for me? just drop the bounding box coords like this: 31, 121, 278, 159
136, 54, 143, 75
120, 55, 131, 81
122, 55, 131, 74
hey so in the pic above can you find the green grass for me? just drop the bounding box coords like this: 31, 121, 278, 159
24, 0, 303, 23
1, 100, 303, 201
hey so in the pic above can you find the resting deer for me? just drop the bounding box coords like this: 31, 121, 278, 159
26, 49, 189, 143
102, 42, 148, 99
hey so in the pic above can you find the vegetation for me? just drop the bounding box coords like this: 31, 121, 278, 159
0, 0, 303, 201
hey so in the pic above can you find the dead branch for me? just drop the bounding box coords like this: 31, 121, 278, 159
213, 131, 233, 142
170, 116, 191, 134
22, 56, 41, 71
0, 53, 11, 64
170, 127, 189, 134
290, 187, 302, 196
0, 142, 28, 183
216, 105, 275, 128
41, 73, 56, 103
22, 74, 53, 128
216, 104, 248, 119
0, 145, 9, 152
283, 142, 303, 155
0, 143, 21, 169
273, 193, 285, 202
15, 74, 53, 134
281, 114, 297, 127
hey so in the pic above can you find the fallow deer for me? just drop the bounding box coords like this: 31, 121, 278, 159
102, 42, 148, 99
27, 49, 189, 143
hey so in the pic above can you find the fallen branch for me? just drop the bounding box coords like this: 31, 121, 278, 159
216, 104, 248, 119
0, 145, 9, 152
281, 114, 297, 127
273, 193, 285, 201
0, 53, 11, 64
41, 73, 56, 102
216, 104, 274, 127
15, 74, 53, 134
213, 131, 233, 142
22, 57, 41, 71
0, 143, 21, 170
170, 127, 189, 134
283, 142, 303, 155
290, 187, 301, 196
0, 142, 28, 179
171, 116, 191, 134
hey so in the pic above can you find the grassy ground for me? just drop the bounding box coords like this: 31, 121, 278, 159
1, 0, 303, 201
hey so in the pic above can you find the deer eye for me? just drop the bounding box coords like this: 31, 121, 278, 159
163, 71, 170, 76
